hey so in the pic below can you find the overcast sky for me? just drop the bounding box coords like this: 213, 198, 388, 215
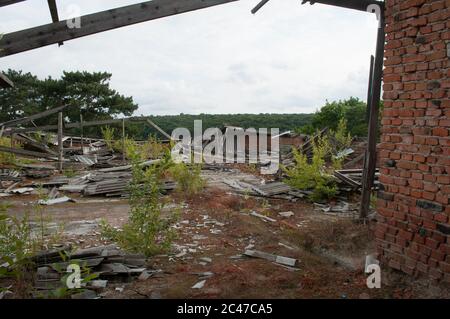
0, 0, 379, 115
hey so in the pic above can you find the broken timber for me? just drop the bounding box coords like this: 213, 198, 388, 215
6, 116, 166, 135
0, 0, 26, 7
0, 72, 14, 88
0, 0, 239, 57
0, 104, 69, 128
0, 0, 383, 57
0, 146, 57, 159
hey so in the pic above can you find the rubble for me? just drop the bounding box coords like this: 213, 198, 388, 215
244, 250, 299, 268
28, 244, 153, 298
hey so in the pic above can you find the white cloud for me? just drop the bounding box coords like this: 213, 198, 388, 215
0, 0, 379, 115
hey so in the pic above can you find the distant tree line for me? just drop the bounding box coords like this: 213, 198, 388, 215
0, 69, 373, 139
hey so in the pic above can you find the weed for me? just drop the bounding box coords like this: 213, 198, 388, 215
141, 135, 167, 159
0, 137, 21, 165
283, 135, 337, 202
0, 209, 36, 298
101, 151, 178, 257
169, 162, 205, 196
330, 118, 353, 170
63, 168, 77, 178
100, 126, 116, 151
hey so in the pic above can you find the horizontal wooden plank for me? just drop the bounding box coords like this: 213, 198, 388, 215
0, 104, 69, 127
6, 116, 166, 134
0, 146, 57, 159
0, 0, 25, 7
0, 0, 239, 57
302, 0, 383, 12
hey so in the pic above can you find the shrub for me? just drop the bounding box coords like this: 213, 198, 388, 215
0, 137, 21, 165
100, 126, 116, 151
283, 135, 337, 202
101, 152, 178, 257
0, 207, 36, 297
330, 118, 352, 170
141, 135, 167, 159
169, 162, 205, 196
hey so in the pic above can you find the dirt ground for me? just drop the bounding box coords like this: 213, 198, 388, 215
1, 167, 449, 299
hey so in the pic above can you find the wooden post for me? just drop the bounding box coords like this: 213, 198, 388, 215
365, 55, 375, 124
58, 112, 63, 172
80, 114, 84, 154
122, 119, 126, 163
360, 12, 385, 219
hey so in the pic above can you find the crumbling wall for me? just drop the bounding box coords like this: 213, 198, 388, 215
377, 0, 450, 282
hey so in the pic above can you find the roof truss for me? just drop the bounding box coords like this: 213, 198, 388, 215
0, 0, 383, 58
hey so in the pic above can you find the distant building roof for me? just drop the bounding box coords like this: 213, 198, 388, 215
0, 72, 14, 88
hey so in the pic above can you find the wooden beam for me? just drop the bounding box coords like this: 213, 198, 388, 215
0, 0, 239, 57
58, 112, 63, 171
122, 118, 126, 163
301, 0, 383, 12
0, 72, 14, 88
0, 0, 25, 7
0, 146, 57, 159
146, 118, 172, 140
80, 114, 84, 154
15, 133, 58, 156
365, 55, 375, 123
0, 104, 69, 127
47, 0, 64, 46
6, 116, 157, 134
360, 10, 385, 219
47, 0, 59, 22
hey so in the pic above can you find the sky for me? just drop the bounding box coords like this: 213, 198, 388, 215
0, 0, 379, 116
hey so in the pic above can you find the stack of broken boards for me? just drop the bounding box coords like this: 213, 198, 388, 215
222, 176, 377, 202
223, 180, 309, 201
34, 171, 176, 198
32, 244, 152, 299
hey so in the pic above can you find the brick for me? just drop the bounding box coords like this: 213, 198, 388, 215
436, 223, 450, 235
416, 199, 444, 212
425, 238, 439, 249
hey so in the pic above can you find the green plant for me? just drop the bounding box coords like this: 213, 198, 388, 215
169, 162, 205, 196
370, 193, 377, 210
113, 135, 137, 158
101, 151, 178, 257
0, 208, 36, 298
331, 118, 353, 170
63, 168, 77, 178
0, 137, 21, 165
0, 194, 62, 298
283, 135, 337, 202
47, 256, 99, 299
141, 135, 166, 159
101, 126, 116, 151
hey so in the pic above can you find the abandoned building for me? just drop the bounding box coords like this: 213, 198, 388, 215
0, 0, 449, 299
376, 0, 450, 282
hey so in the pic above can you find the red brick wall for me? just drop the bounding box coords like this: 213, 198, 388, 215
377, 0, 450, 282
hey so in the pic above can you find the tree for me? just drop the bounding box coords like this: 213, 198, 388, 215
0, 69, 138, 127
299, 97, 368, 137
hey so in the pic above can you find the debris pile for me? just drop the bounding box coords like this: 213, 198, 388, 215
30, 244, 154, 299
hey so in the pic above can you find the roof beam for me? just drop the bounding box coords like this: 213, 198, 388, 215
47, 0, 59, 22
0, 104, 69, 127
301, 0, 384, 13
0, 72, 14, 88
0, 0, 239, 57
5, 116, 156, 134
47, 0, 63, 46
0, 0, 25, 7
0, 146, 58, 159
